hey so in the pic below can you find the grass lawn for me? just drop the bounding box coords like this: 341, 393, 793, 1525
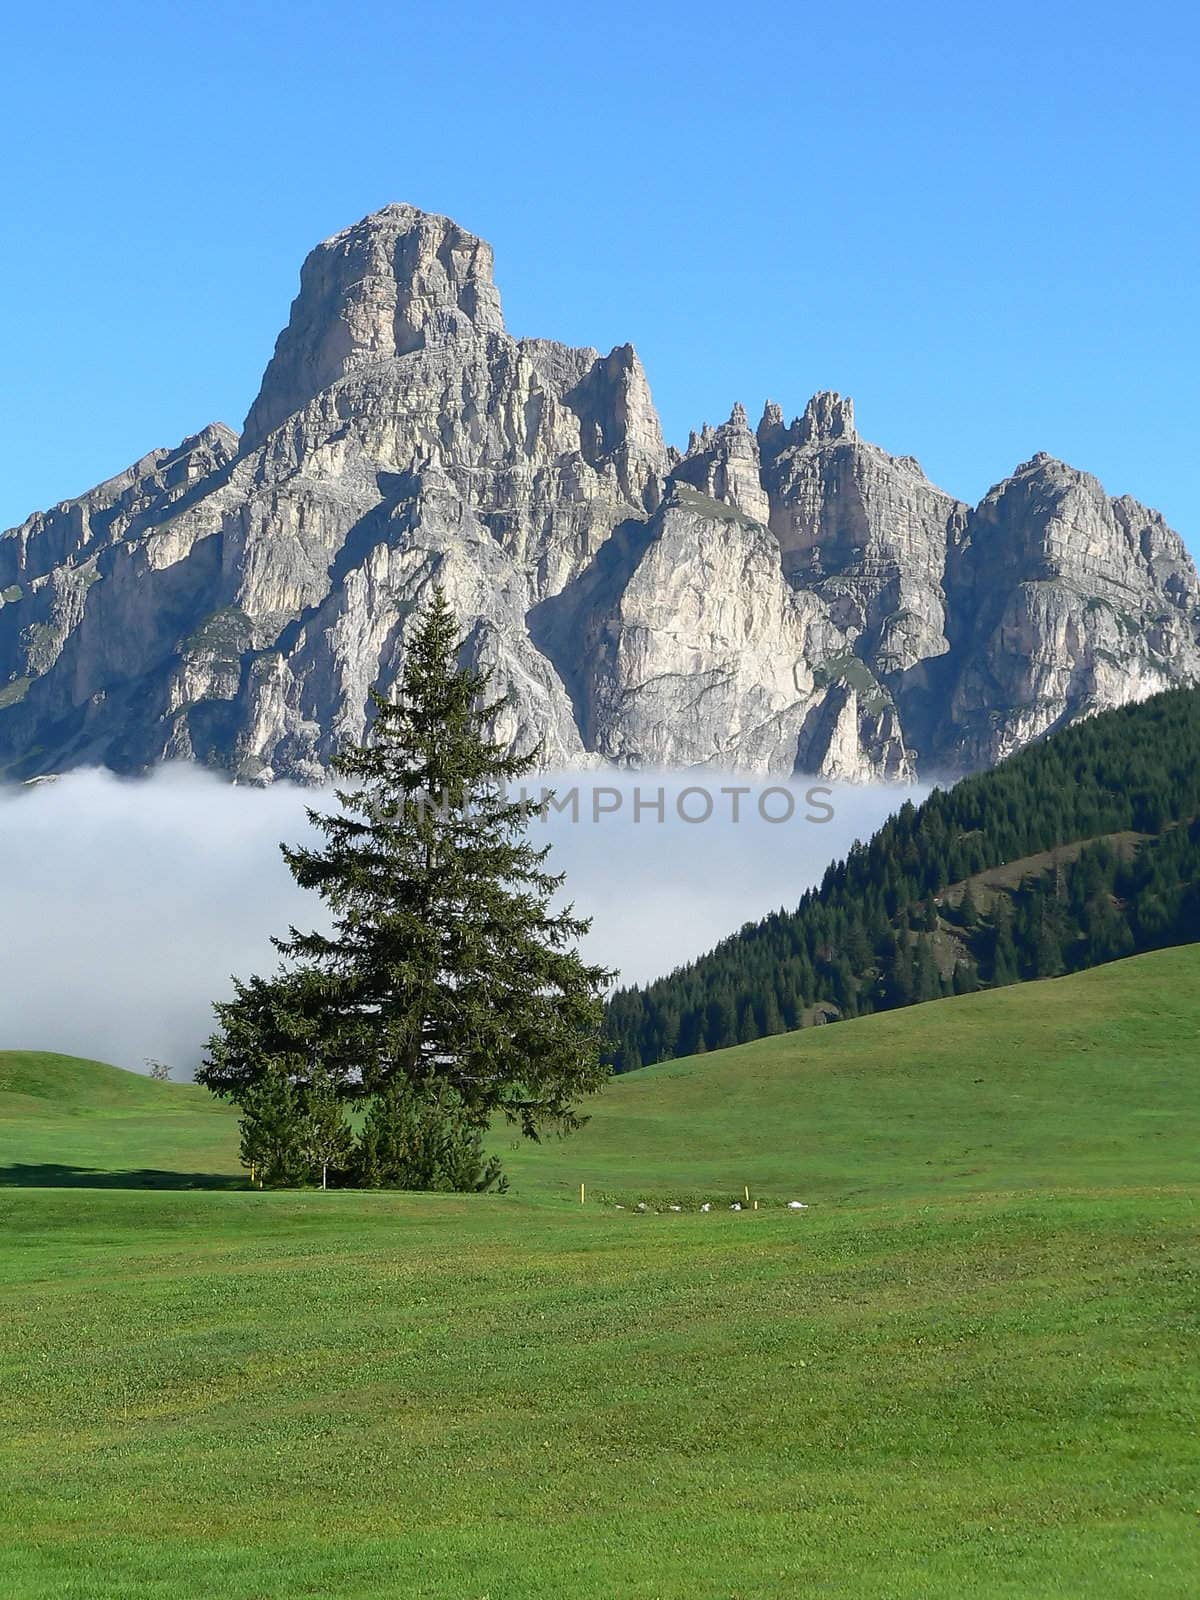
1, 949, 1197, 1598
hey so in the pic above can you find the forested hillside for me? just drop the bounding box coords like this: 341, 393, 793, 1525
606, 688, 1200, 1070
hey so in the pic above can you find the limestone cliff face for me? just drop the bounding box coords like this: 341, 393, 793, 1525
935, 453, 1200, 769
242, 204, 506, 448
758, 394, 967, 679
2, 204, 1197, 782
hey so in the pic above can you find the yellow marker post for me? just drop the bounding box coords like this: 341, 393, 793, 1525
744, 1184, 750, 1204
580, 1182, 586, 1206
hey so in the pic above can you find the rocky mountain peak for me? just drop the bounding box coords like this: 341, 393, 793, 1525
964, 450, 1200, 602
242, 204, 506, 448
795, 391, 857, 446
671, 402, 769, 523
756, 399, 785, 449
580, 343, 664, 462
757, 393, 858, 464
1, 204, 1197, 789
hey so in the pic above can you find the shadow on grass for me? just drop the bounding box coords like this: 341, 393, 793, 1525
0, 1164, 244, 1190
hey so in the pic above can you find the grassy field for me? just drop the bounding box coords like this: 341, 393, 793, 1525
1, 949, 1197, 1598
0, 1051, 239, 1188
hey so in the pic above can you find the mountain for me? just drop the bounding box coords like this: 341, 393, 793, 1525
2, 203, 1198, 783
605, 687, 1200, 1068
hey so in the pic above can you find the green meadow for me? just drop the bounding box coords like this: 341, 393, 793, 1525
1, 948, 1197, 1598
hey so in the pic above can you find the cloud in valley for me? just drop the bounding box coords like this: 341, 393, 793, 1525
0, 767, 926, 1077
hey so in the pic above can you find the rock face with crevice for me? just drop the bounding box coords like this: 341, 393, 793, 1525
2, 203, 1198, 783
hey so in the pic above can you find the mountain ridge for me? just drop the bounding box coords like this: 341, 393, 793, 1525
2, 203, 1197, 784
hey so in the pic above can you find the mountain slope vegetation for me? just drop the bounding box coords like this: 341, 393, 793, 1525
606, 686, 1200, 1069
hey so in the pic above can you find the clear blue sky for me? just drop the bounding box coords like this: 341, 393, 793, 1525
2, 0, 1197, 545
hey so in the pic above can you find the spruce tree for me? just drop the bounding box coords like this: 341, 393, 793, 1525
760, 990, 785, 1036
913, 939, 940, 1003
881, 934, 915, 1009
953, 956, 981, 995
238, 1066, 309, 1188
201, 588, 613, 1185
300, 1071, 354, 1190
354, 1079, 504, 1192
989, 898, 1020, 986
1033, 916, 1065, 978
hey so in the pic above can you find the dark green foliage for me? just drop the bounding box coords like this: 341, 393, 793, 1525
301, 1072, 355, 1190
200, 969, 328, 1109
913, 940, 940, 1004
607, 687, 1200, 1068
238, 1066, 310, 1188
354, 1079, 505, 1193
239, 1066, 353, 1190
202, 588, 613, 1187
952, 957, 981, 995
986, 898, 1020, 987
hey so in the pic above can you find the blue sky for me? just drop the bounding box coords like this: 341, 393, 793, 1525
2, 0, 1197, 544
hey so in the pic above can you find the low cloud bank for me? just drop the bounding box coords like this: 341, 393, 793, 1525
0, 767, 925, 1077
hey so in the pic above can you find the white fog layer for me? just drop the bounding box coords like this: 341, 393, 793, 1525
0, 768, 925, 1076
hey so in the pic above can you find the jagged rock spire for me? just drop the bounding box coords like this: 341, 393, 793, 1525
757, 393, 856, 460
795, 392, 856, 446
757, 400, 785, 458
671, 403, 769, 523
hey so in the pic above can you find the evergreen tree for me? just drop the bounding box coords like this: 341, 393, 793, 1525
760, 990, 785, 1035
202, 969, 326, 1107
881, 934, 915, 1009
238, 1066, 309, 1188
1032, 914, 1065, 978
989, 899, 1020, 986
913, 939, 940, 1003
830, 955, 858, 1017
300, 1071, 354, 1190
705, 997, 736, 1051
202, 588, 613, 1186
952, 956, 981, 995
354, 1078, 504, 1192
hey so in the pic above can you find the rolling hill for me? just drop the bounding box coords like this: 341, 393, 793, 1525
5, 946, 1198, 1202
0, 1050, 240, 1188
1, 949, 1197, 1597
